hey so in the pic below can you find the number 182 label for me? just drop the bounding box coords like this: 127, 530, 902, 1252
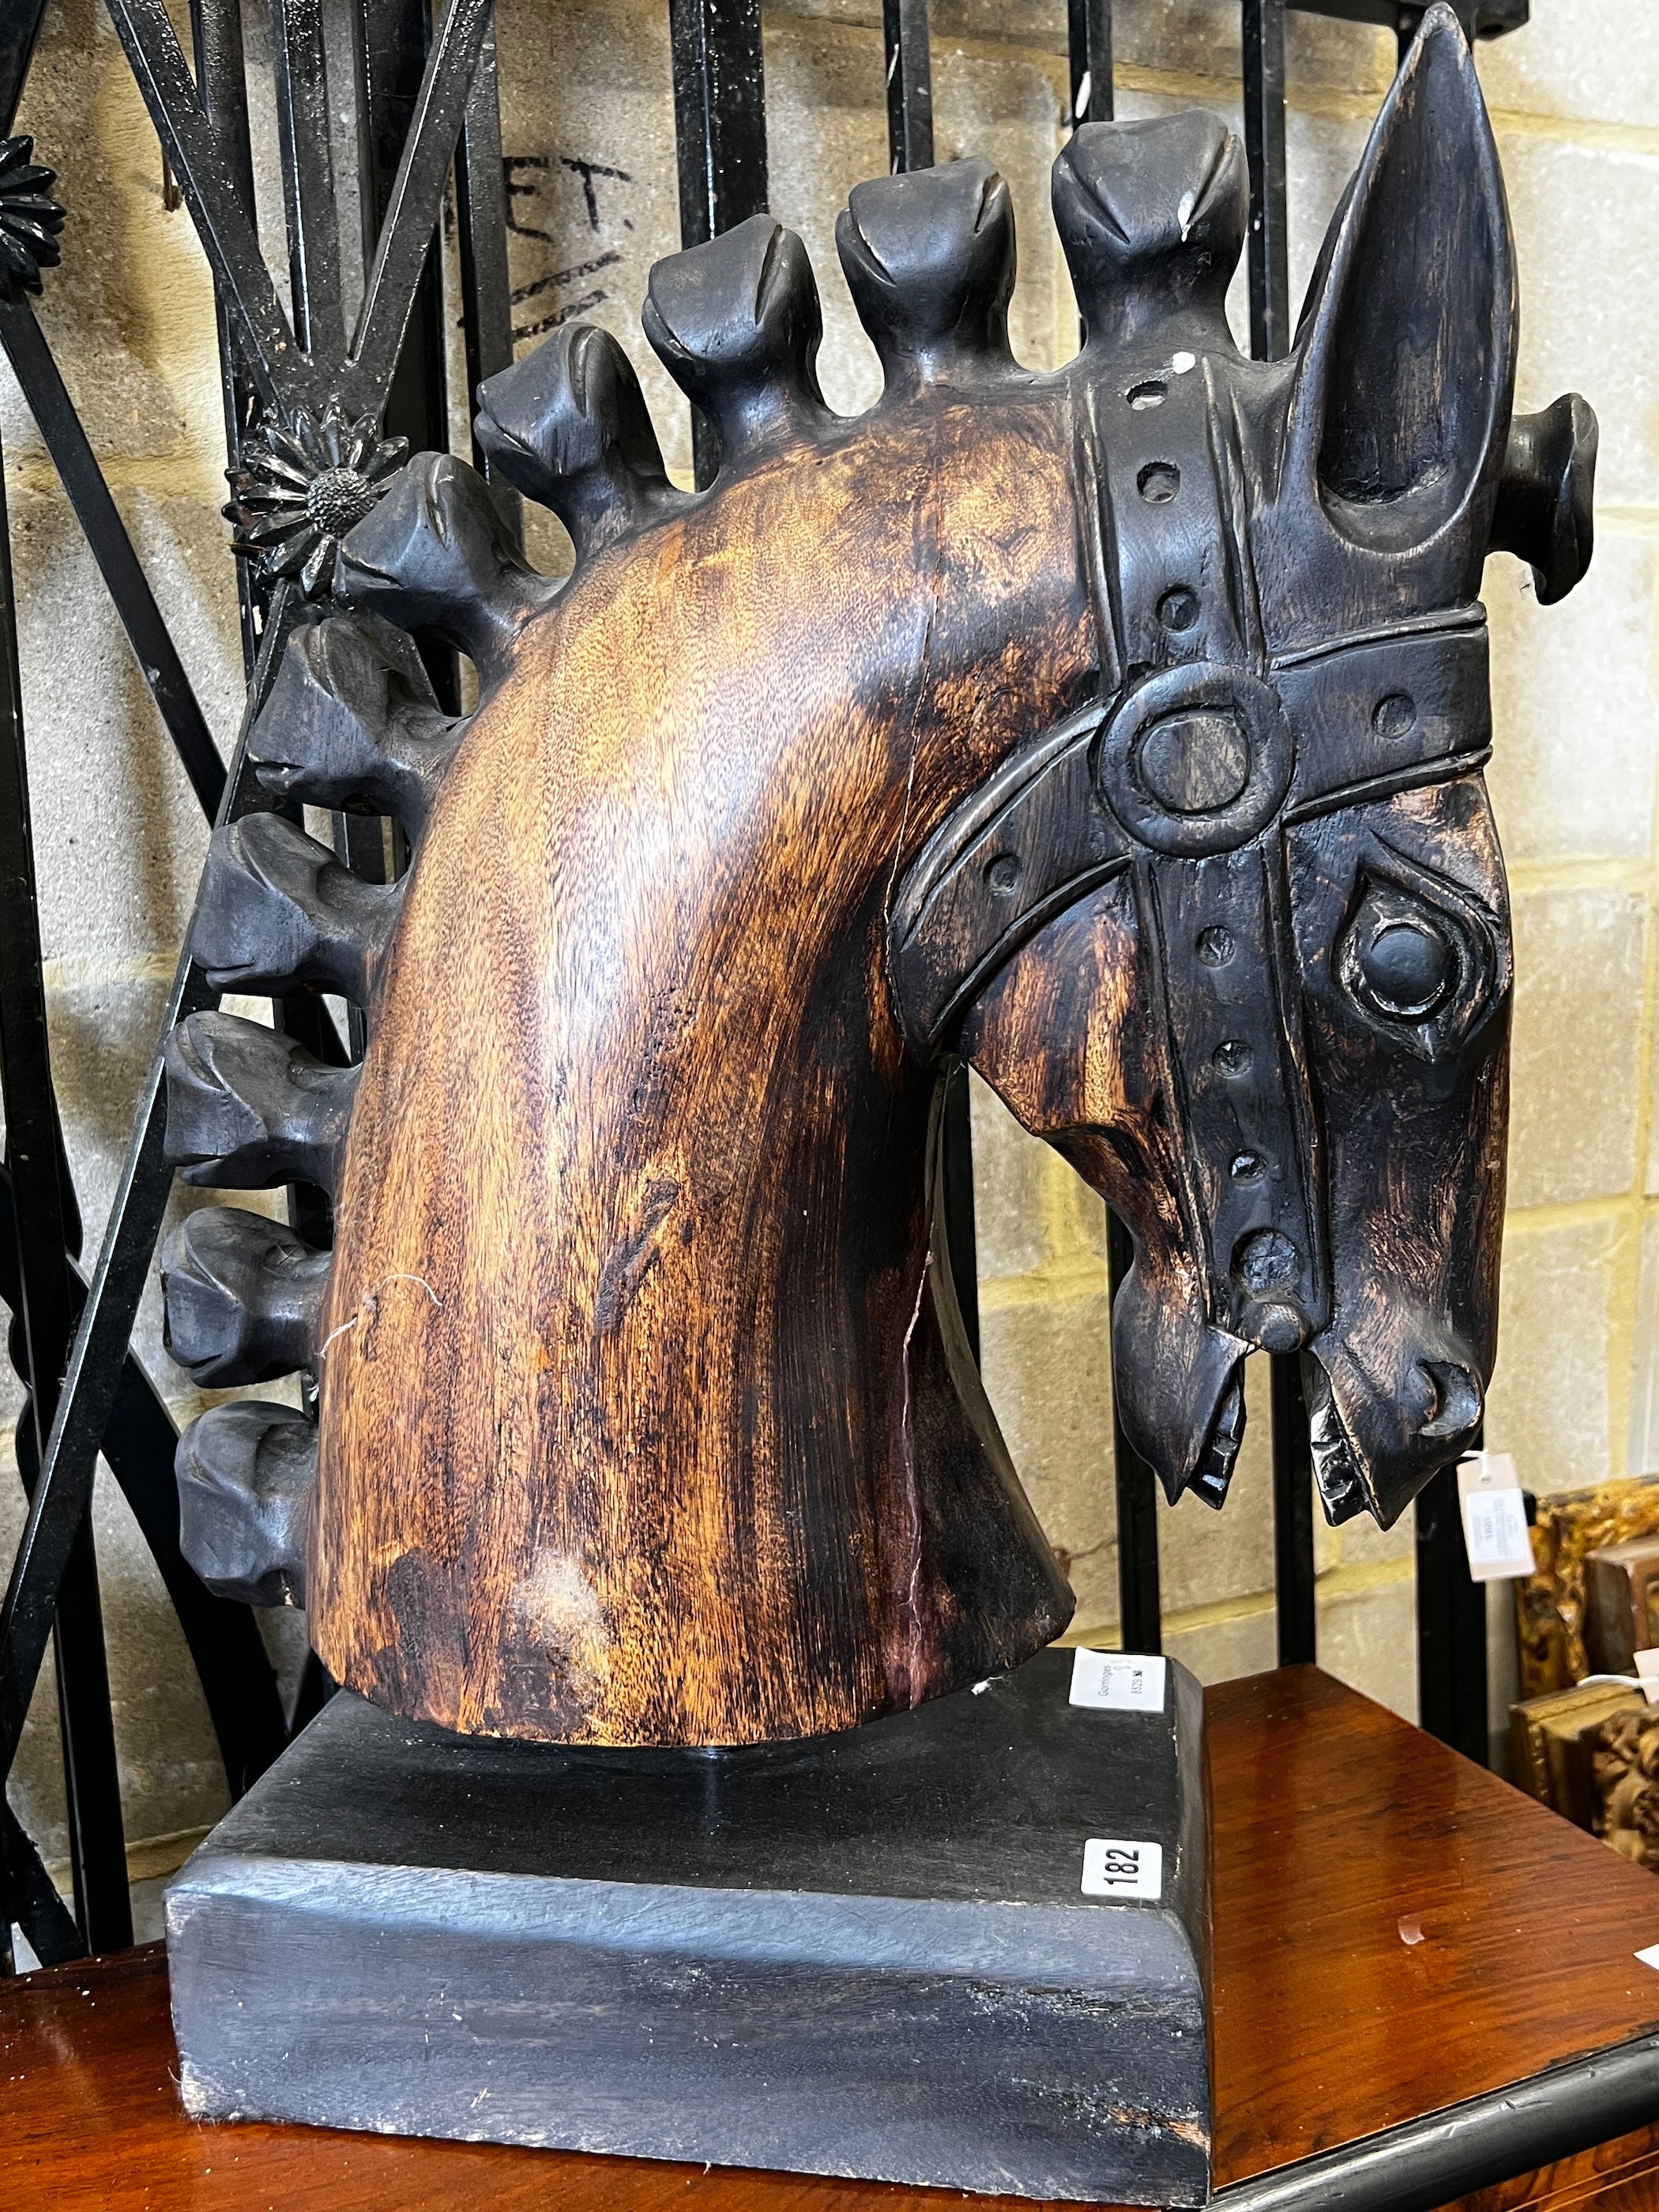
1081, 1836, 1164, 1900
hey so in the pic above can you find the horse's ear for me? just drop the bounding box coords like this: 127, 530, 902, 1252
1288, 4, 1515, 556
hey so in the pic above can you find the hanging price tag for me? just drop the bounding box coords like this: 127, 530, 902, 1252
1635, 1648, 1659, 1706
1081, 1837, 1163, 1900
1069, 1650, 1167, 1712
1457, 1453, 1535, 1582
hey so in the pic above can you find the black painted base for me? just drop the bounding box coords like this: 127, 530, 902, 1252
165, 1647, 1212, 2205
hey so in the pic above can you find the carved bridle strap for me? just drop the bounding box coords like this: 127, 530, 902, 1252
890, 359, 1493, 1354
890, 614, 1491, 1042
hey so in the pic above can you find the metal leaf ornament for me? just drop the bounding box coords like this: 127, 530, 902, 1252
0, 136, 64, 299
224, 401, 408, 600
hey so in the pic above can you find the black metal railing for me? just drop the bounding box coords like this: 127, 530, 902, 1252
0, 0, 512, 1969
0, 0, 1523, 1969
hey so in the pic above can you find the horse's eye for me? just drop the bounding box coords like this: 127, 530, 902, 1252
1334, 857, 1501, 1063
1352, 913, 1455, 1020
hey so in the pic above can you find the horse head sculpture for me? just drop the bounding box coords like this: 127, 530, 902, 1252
161, 6, 1594, 1745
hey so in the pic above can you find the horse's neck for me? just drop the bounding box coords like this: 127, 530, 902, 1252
310, 385, 1098, 1744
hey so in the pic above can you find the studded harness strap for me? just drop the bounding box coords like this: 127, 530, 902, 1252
890, 358, 1496, 1360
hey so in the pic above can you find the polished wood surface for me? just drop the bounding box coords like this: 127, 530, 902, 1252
1212, 1671, 1659, 2177
160, 11, 1595, 1749
4, 1669, 1657, 2210
314, 385, 1085, 1747
1454, 2125, 1659, 2211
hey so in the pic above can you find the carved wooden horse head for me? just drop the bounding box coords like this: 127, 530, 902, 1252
161, 6, 1593, 1746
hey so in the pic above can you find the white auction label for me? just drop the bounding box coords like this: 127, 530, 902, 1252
1082, 1838, 1163, 1901
1636, 1942, 1659, 1972
1457, 1452, 1535, 1582
1069, 1649, 1167, 1713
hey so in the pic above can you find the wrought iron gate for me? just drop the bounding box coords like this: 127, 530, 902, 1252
0, 0, 1526, 1971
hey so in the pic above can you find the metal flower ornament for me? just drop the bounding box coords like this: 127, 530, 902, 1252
224, 401, 408, 600
0, 135, 65, 299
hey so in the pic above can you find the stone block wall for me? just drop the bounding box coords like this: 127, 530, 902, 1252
0, 0, 1650, 1874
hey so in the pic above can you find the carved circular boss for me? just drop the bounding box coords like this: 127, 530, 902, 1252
1094, 664, 1294, 856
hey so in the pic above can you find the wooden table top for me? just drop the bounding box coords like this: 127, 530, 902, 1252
4, 1666, 1659, 2210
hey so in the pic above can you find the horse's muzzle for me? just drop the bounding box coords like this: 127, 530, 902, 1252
1305, 1322, 1485, 1529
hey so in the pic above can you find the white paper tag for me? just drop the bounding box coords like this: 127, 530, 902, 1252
1069, 1650, 1167, 1713
1457, 1453, 1534, 1582
1636, 1942, 1659, 1972
1635, 1649, 1659, 1705
1082, 1838, 1163, 1900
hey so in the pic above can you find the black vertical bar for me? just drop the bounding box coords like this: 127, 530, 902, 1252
1271, 1356, 1316, 1665
334, 0, 458, 1020
346, 0, 460, 1031
668, 0, 768, 246
1243, 0, 1311, 1668
453, 23, 516, 471
1069, 1, 1144, 1653
186, 0, 258, 315
193, 0, 342, 1234
668, 0, 768, 488
359, 0, 450, 469
25, 1517, 126, 1947
359, 0, 457, 732
1416, 1458, 1488, 1763
243, 15, 361, 1236
1107, 1211, 1161, 1654
270, 0, 344, 359
0, 0, 50, 139
1066, 0, 1115, 127
0, 434, 129, 1951
277, 0, 370, 1173
941, 1064, 978, 1364
1241, 0, 1290, 364
453, 17, 523, 569
882, 0, 932, 173
880, 0, 974, 1364
190, 0, 265, 668
288, 1648, 335, 1734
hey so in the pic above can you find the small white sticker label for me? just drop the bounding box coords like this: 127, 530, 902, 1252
1070, 1650, 1167, 1713
1082, 1838, 1163, 1901
1457, 1453, 1535, 1582
1636, 1943, 1659, 1972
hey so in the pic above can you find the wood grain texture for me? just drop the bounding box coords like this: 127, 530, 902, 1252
164, 9, 1597, 1746
5, 1672, 1658, 2210
1450, 2127, 1659, 2210
1209, 1671, 1659, 2180
312, 396, 1090, 1744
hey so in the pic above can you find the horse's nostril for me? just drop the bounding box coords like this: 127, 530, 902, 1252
1419, 1360, 1482, 1440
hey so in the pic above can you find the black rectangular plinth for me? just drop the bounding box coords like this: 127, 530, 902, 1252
166, 1649, 1212, 2204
